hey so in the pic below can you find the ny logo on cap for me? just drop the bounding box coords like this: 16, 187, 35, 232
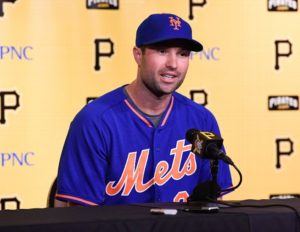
169, 16, 181, 30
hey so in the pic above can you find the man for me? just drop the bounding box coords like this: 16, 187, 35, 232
55, 13, 232, 206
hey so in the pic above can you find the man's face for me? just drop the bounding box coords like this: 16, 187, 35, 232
135, 42, 190, 97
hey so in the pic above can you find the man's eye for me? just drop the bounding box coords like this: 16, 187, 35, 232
158, 49, 166, 54
180, 51, 190, 57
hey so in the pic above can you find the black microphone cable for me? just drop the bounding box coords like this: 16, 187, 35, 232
206, 197, 300, 226
220, 161, 242, 194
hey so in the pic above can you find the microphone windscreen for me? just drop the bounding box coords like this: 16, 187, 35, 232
185, 128, 199, 143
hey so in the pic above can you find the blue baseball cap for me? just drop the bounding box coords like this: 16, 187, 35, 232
136, 13, 203, 52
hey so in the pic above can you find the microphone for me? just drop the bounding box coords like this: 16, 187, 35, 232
185, 129, 234, 165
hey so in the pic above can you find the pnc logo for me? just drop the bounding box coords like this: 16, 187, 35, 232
169, 16, 181, 30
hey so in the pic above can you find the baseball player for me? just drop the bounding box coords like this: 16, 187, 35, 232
56, 13, 232, 206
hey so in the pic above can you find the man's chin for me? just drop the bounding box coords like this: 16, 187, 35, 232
153, 89, 176, 98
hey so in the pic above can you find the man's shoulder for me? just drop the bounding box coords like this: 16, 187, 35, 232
92, 86, 125, 108
74, 86, 126, 123
173, 92, 209, 112
172, 92, 220, 132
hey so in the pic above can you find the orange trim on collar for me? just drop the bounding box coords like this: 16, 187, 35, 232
161, 96, 174, 126
124, 96, 174, 128
124, 99, 153, 128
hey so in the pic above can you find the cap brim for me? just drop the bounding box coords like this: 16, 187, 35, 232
186, 39, 203, 52
140, 38, 203, 52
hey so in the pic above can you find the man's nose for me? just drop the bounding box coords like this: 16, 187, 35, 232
165, 53, 177, 69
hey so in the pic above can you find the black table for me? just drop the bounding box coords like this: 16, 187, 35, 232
0, 199, 299, 232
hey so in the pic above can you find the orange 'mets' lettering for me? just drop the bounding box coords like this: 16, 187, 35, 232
106, 140, 197, 196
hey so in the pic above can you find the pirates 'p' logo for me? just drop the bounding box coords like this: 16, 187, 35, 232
169, 16, 181, 30
0, 0, 17, 17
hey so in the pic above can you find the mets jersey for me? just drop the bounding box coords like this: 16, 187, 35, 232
56, 86, 232, 205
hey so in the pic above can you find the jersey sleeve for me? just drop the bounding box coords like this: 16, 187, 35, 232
56, 110, 109, 206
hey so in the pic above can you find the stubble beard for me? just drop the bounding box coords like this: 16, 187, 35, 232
142, 75, 185, 98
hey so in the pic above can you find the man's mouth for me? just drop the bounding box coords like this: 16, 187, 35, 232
160, 72, 178, 79
161, 74, 176, 79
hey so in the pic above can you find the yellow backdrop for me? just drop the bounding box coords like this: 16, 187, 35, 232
1, 0, 299, 209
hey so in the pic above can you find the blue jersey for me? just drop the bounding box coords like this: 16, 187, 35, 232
56, 86, 232, 205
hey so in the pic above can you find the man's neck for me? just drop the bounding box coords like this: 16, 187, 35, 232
125, 81, 172, 116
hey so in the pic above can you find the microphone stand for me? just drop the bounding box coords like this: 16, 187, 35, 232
187, 159, 221, 207
210, 159, 221, 200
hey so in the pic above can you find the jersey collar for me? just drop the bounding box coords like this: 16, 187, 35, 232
124, 95, 174, 128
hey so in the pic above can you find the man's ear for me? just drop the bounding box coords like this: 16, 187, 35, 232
133, 46, 142, 65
